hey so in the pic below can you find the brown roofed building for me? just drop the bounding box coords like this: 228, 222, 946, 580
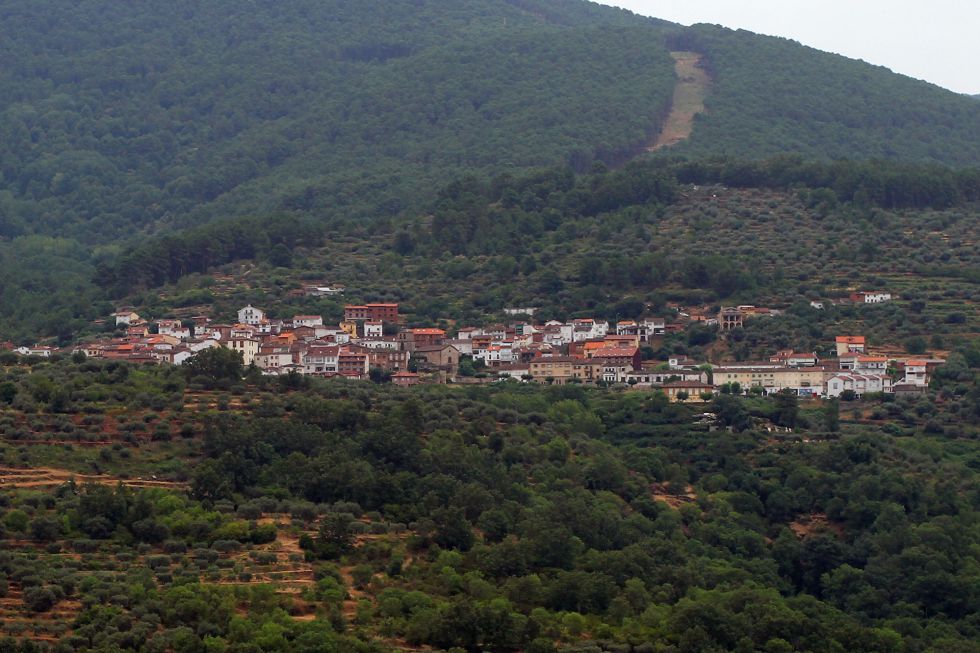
344, 303, 399, 322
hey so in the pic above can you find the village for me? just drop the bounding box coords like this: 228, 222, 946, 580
7, 290, 939, 401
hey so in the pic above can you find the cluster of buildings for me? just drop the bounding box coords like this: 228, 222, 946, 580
54, 305, 939, 401
703, 336, 940, 400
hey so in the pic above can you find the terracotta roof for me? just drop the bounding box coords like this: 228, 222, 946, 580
836, 336, 866, 344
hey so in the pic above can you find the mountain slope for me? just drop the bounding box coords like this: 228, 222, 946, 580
0, 0, 675, 243
4, 1, 980, 247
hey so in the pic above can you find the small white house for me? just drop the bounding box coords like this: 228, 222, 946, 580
172, 349, 195, 365
362, 321, 384, 338
188, 338, 222, 353
17, 345, 54, 358
903, 360, 929, 386
157, 319, 192, 340
113, 311, 141, 326
503, 307, 537, 316
293, 315, 324, 328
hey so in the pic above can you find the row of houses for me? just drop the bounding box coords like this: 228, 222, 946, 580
77, 305, 942, 399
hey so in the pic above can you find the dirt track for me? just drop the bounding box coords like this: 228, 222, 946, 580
0, 466, 186, 490
648, 51, 710, 151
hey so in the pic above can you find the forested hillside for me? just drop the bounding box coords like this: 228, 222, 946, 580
0, 0, 674, 243
93, 158, 980, 357
669, 26, 980, 165
0, 358, 976, 651
3, 0, 980, 247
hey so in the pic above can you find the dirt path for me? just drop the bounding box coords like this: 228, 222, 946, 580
0, 466, 186, 490
651, 482, 698, 509
648, 52, 710, 151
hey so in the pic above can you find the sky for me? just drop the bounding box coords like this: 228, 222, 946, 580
598, 1, 980, 95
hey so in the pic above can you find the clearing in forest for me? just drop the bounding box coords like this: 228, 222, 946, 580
648, 51, 710, 151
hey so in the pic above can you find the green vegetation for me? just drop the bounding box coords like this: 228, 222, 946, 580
670, 26, 980, 166
3, 4, 980, 649
110, 158, 980, 360
0, 356, 977, 651
0, 0, 674, 245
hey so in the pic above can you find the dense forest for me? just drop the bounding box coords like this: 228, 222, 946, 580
670, 26, 980, 166
0, 355, 976, 651
0, 0, 674, 244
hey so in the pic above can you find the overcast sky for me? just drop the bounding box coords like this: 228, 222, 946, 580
598, 1, 980, 95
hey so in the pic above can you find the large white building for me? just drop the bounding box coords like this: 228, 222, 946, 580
825, 373, 892, 398
238, 305, 266, 326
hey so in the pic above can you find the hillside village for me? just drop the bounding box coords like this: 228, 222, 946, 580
17, 293, 943, 401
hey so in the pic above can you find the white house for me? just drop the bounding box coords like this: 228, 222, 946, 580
157, 320, 192, 340
317, 328, 351, 345
172, 349, 195, 365
237, 305, 266, 326
21, 345, 54, 358
642, 317, 666, 336
446, 339, 474, 356
854, 291, 892, 304
305, 285, 345, 296
15, 346, 53, 357
302, 346, 339, 375
839, 354, 888, 373
456, 327, 482, 340
293, 315, 324, 328
113, 311, 141, 326
542, 321, 574, 346
616, 318, 664, 343
503, 307, 537, 316
769, 350, 819, 367
188, 338, 222, 353
495, 364, 531, 380
825, 373, 892, 398
474, 343, 514, 366
571, 319, 609, 341
362, 321, 384, 338
255, 347, 295, 373
903, 360, 929, 386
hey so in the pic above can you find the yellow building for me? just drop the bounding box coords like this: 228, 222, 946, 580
226, 337, 260, 366
712, 365, 830, 396
340, 321, 359, 337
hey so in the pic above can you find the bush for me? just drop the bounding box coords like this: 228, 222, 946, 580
23, 586, 57, 613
